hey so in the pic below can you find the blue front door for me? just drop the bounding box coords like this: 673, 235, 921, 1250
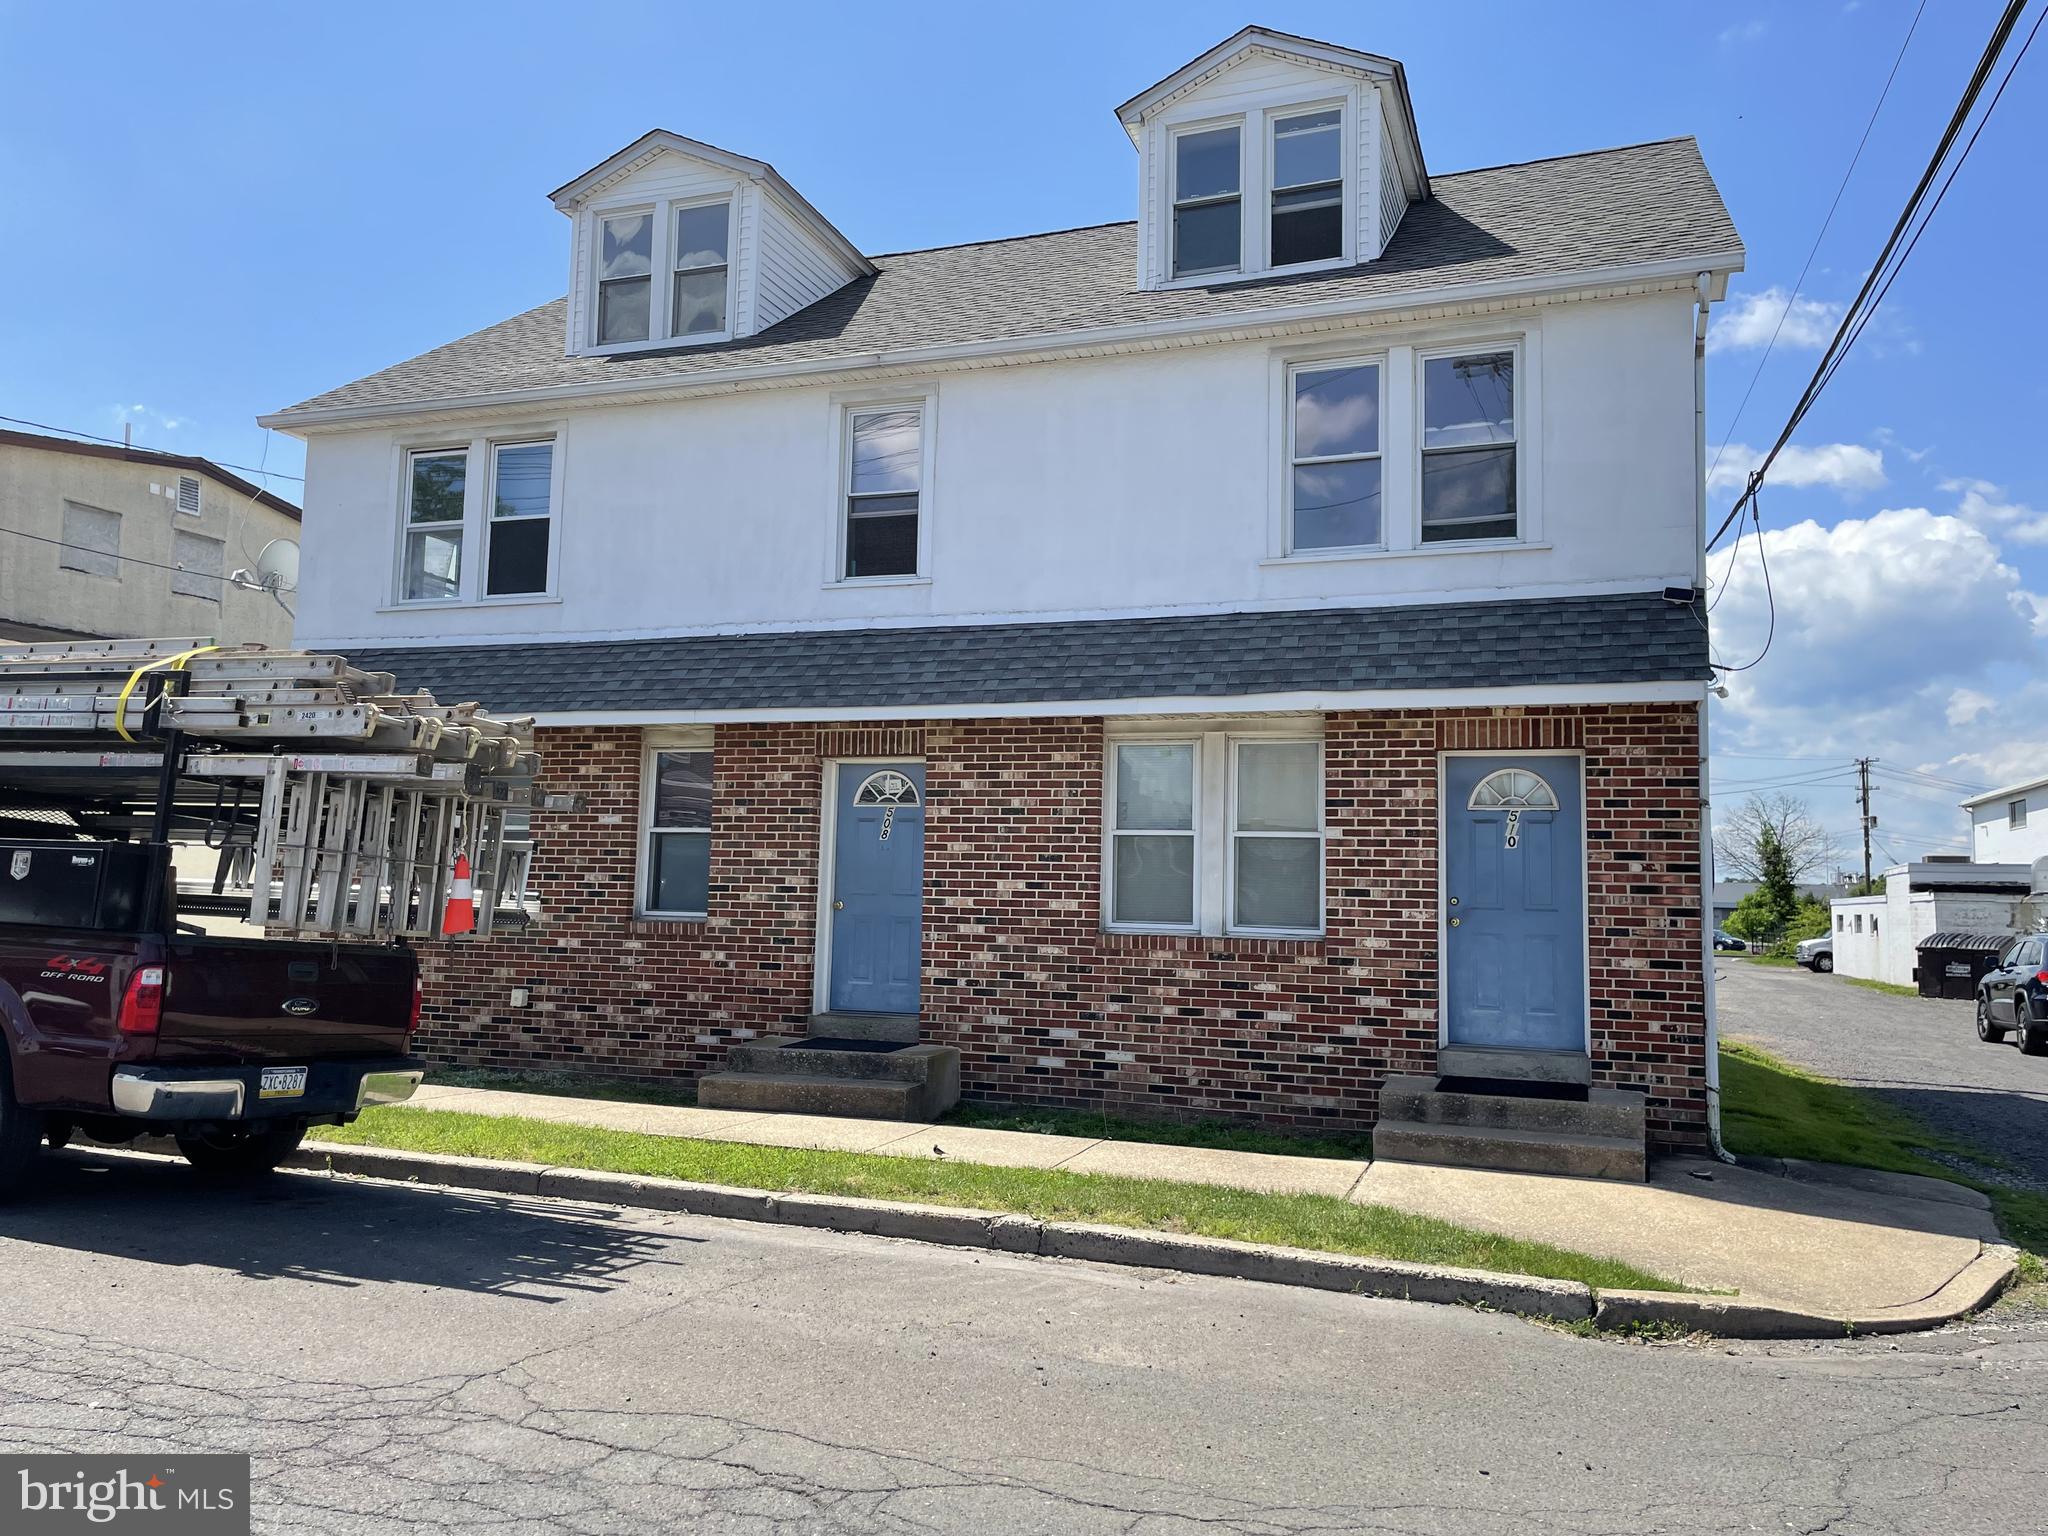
1444, 755, 1586, 1052
828, 763, 924, 1015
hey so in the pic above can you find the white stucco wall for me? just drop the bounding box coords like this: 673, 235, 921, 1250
292, 290, 1703, 649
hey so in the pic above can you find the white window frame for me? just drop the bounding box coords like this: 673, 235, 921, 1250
1416, 339, 1524, 549
1102, 723, 1325, 939
1284, 353, 1385, 555
825, 387, 938, 588
1105, 736, 1203, 935
482, 438, 558, 600
1263, 100, 1349, 274
1169, 117, 1246, 281
388, 426, 566, 609
636, 728, 715, 921
2011, 798, 2028, 830
581, 191, 736, 355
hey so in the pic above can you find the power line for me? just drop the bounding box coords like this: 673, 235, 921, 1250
1706, 0, 1926, 485
0, 522, 235, 585
0, 412, 305, 484
1707, 0, 2033, 554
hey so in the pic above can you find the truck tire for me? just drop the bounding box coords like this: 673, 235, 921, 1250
0, 1051, 46, 1201
1815, 952, 1833, 973
175, 1121, 306, 1178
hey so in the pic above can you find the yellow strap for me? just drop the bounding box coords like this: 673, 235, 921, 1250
113, 645, 222, 743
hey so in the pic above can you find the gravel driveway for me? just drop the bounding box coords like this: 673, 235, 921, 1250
1716, 958, 2048, 1191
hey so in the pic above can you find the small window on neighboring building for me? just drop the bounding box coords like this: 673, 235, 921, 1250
1172, 124, 1241, 278
671, 201, 730, 337
1871, 916, 1878, 936
1270, 108, 1342, 267
2011, 798, 2029, 830
596, 211, 654, 345
1854, 914, 1863, 934
401, 449, 467, 601
644, 747, 712, 917
58, 501, 120, 579
843, 406, 922, 579
1836, 914, 1844, 932
1288, 361, 1381, 550
175, 474, 202, 515
1110, 742, 1197, 928
485, 441, 553, 597
1421, 350, 1517, 543
170, 529, 223, 601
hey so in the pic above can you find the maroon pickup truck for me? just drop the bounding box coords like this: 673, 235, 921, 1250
0, 838, 424, 1196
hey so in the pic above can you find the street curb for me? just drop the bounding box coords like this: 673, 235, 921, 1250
284, 1142, 1595, 1321
1595, 1245, 2019, 1339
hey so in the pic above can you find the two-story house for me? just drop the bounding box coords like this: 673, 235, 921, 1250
0, 428, 300, 646
263, 27, 1743, 1167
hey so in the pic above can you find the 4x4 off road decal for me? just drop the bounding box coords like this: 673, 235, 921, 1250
40, 955, 109, 983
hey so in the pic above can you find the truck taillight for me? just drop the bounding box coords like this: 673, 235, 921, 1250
2035, 971, 2048, 986
408, 974, 422, 1038
119, 964, 165, 1035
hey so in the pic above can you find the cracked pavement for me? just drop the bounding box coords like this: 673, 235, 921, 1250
2, 1151, 2044, 1534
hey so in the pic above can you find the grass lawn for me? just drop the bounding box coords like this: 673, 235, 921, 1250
1719, 1040, 2047, 1277
1839, 976, 1921, 1000
308, 1107, 1679, 1293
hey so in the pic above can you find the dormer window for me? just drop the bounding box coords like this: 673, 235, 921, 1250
597, 212, 653, 344
671, 201, 730, 336
1172, 125, 1242, 278
1270, 109, 1342, 267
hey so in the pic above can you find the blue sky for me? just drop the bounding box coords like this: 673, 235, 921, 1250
2, 1, 2042, 869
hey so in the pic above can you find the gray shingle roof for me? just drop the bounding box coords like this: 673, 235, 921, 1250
342, 592, 1708, 717
275, 137, 1738, 418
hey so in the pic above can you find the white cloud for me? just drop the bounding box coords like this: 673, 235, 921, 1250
1718, 19, 1768, 45
1708, 286, 1841, 353
1943, 477, 2048, 545
111, 403, 185, 435
1707, 442, 1885, 495
1945, 688, 1994, 727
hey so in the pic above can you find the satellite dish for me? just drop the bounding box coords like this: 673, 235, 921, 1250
253, 537, 300, 594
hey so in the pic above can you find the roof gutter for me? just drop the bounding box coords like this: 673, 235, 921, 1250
261, 248, 1746, 433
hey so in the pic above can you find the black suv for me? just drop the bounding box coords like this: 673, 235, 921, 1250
1976, 934, 2048, 1055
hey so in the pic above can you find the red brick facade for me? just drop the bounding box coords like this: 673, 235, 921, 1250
416, 702, 1709, 1150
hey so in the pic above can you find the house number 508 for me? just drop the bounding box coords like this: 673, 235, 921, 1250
1504, 808, 1521, 851
878, 807, 895, 843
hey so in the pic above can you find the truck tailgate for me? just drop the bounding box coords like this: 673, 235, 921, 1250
153, 937, 415, 1063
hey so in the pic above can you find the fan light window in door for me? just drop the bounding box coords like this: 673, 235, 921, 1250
853, 770, 920, 806
1467, 768, 1558, 810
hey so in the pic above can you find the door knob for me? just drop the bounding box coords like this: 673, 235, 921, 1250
833, 900, 845, 910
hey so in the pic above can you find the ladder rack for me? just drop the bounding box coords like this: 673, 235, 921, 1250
0, 637, 541, 941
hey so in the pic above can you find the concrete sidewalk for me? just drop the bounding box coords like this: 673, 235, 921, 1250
399, 1083, 2010, 1323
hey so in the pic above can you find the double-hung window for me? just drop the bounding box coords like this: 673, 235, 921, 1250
486, 441, 554, 597
671, 201, 730, 337
643, 744, 712, 918
1172, 124, 1241, 278
1106, 732, 1324, 936
1270, 109, 1342, 267
842, 406, 923, 579
1288, 359, 1381, 550
402, 449, 467, 601
596, 211, 654, 345
1421, 349, 1518, 543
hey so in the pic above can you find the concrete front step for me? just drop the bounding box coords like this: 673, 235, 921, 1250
698, 1067, 958, 1121
807, 1011, 920, 1043
1377, 1075, 1646, 1140
1372, 1120, 1646, 1182
726, 1038, 949, 1083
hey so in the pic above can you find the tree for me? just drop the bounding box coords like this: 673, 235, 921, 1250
1714, 792, 1840, 884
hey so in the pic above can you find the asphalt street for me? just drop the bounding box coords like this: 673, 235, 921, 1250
2, 1150, 2044, 1535
1716, 958, 2048, 1190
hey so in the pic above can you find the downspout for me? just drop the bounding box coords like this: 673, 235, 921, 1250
1695, 271, 1733, 1161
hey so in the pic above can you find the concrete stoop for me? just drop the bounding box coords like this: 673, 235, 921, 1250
698, 1030, 960, 1121
1371, 1074, 1648, 1182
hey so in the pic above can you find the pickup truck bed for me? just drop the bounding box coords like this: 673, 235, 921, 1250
0, 838, 424, 1195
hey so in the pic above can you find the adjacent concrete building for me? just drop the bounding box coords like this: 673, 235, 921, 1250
0, 428, 300, 645
1829, 860, 2036, 988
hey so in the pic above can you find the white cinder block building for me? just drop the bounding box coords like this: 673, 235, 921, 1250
1830, 861, 2035, 988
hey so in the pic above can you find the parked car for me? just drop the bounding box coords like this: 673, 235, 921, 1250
1796, 935, 1834, 973
1713, 930, 1746, 953
0, 840, 424, 1197
1975, 933, 2047, 1055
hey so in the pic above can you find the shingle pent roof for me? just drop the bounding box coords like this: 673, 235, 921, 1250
339, 591, 1710, 720
269, 137, 1741, 421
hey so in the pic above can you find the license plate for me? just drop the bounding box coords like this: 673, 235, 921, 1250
259, 1066, 308, 1100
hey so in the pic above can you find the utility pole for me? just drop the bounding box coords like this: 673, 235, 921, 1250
1856, 757, 1878, 888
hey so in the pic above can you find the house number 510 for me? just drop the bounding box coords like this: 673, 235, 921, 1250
1504, 808, 1521, 851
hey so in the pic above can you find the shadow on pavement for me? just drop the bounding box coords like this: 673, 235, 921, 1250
1, 1149, 701, 1302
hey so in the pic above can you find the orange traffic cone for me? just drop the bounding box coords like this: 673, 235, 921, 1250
443, 853, 476, 935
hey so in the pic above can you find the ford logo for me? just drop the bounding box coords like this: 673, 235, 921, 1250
281, 997, 318, 1017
